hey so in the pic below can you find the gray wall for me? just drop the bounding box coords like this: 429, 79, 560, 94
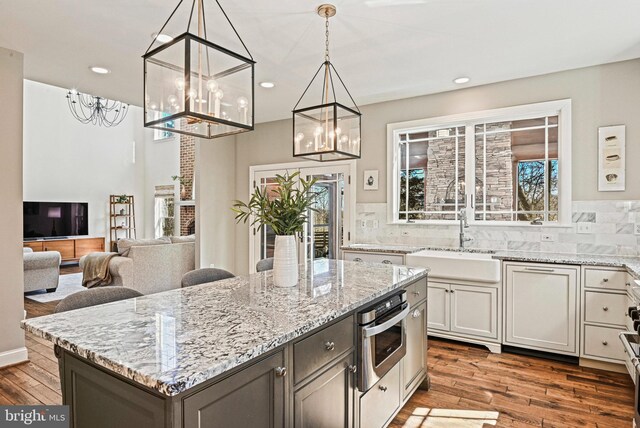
0, 47, 26, 366
198, 58, 640, 274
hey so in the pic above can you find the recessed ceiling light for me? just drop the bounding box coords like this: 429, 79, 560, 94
90, 66, 110, 74
453, 76, 470, 84
259, 81, 275, 89
153, 33, 174, 44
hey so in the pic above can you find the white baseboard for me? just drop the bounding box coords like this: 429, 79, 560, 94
0, 347, 28, 368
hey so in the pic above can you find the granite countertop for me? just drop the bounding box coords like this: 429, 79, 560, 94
341, 243, 427, 254
343, 243, 640, 279
22, 260, 428, 397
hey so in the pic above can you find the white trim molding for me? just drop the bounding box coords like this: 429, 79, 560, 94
0, 346, 28, 368
387, 99, 572, 226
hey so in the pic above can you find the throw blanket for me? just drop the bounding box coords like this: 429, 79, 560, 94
82, 252, 118, 288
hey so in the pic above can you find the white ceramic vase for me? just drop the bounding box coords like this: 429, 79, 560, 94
273, 235, 299, 287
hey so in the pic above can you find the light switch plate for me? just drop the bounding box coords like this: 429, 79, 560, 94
577, 222, 594, 234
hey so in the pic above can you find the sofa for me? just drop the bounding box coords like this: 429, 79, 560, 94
23, 247, 61, 293
80, 237, 195, 295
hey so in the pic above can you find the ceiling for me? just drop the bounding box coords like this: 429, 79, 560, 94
2, 0, 640, 123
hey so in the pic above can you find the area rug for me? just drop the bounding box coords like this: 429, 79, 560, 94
25, 273, 86, 303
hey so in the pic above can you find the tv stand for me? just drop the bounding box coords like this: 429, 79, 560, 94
23, 236, 105, 263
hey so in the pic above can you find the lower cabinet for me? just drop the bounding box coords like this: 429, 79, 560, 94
183, 350, 286, 428
504, 262, 579, 355
402, 300, 427, 399
294, 353, 355, 428
360, 363, 401, 428
428, 281, 499, 342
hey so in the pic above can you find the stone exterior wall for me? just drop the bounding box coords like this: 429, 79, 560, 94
476, 122, 514, 220
424, 136, 465, 219
179, 123, 196, 236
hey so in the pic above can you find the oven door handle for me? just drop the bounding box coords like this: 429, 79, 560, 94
363, 304, 411, 338
619, 332, 640, 371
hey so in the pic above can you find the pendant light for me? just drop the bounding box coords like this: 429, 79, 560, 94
143, 0, 255, 139
292, 4, 362, 161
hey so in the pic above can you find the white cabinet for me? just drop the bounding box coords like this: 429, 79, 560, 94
343, 251, 404, 265
428, 280, 500, 351
504, 263, 579, 355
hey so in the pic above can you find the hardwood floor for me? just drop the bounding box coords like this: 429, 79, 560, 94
390, 339, 635, 428
7, 284, 636, 427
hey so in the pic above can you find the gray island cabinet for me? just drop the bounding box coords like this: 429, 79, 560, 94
23, 260, 429, 428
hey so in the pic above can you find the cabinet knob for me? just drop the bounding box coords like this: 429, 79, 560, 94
450, 290, 455, 294
353, 257, 363, 262
412, 309, 421, 318
602, 278, 609, 283
444, 289, 449, 293
275, 367, 287, 377
602, 341, 608, 346
602, 306, 609, 312
378, 385, 388, 392
382, 260, 393, 265
348, 365, 357, 374
325, 341, 335, 351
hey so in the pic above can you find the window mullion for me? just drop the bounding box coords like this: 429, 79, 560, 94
544, 116, 549, 222
465, 124, 475, 221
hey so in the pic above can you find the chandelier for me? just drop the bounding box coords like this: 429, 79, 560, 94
292, 4, 361, 162
66, 90, 129, 127
143, 0, 255, 139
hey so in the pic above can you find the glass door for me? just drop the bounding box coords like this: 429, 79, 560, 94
300, 165, 351, 264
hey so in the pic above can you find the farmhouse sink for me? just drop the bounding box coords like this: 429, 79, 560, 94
406, 249, 501, 283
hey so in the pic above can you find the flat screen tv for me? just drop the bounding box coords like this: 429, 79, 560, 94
23, 202, 88, 239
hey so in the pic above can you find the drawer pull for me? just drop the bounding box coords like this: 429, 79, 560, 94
348, 365, 357, 374
412, 291, 420, 297
602, 306, 609, 312
275, 367, 287, 377
353, 257, 363, 262
602, 278, 609, 283
382, 260, 393, 265
602, 341, 608, 346
378, 385, 388, 392
524, 267, 555, 273
325, 341, 335, 351
412, 309, 421, 318
626, 282, 631, 287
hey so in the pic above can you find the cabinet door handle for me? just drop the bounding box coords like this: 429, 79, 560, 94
275, 367, 287, 377
353, 257, 363, 262
382, 260, 393, 265
524, 267, 555, 273
602, 341, 608, 346
602, 306, 609, 312
603, 278, 609, 283
348, 365, 357, 374
325, 341, 335, 351
378, 385, 388, 392
412, 309, 421, 318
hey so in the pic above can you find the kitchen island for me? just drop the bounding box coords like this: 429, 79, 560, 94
22, 259, 429, 428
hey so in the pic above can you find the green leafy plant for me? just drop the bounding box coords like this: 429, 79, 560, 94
232, 172, 318, 236
171, 175, 192, 186
116, 194, 129, 204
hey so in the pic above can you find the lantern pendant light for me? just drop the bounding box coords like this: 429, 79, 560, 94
292, 4, 362, 161
143, 0, 255, 139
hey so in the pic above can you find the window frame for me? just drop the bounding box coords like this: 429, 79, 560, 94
386, 99, 572, 226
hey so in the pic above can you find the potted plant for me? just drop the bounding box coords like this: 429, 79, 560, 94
172, 175, 192, 200
232, 172, 318, 287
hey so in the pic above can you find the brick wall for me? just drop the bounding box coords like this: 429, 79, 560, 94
179, 123, 196, 236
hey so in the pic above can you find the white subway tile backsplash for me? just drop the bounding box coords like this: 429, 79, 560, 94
355, 200, 640, 257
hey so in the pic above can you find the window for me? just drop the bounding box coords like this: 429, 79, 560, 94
154, 185, 175, 238
388, 100, 571, 225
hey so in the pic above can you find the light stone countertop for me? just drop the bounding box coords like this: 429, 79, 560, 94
22, 259, 428, 397
343, 243, 640, 279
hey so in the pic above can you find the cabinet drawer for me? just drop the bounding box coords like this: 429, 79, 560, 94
75, 238, 105, 258
344, 252, 404, 265
583, 325, 626, 361
584, 268, 628, 291
360, 362, 400, 428
23, 241, 43, 252
293, 316, 354, 384
43, 240, 75, 260
406, 278, 427, 307
584, 291, 627, 326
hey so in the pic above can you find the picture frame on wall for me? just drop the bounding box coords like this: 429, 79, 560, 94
598, 125, 625, 192
363, 170, 378, 191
